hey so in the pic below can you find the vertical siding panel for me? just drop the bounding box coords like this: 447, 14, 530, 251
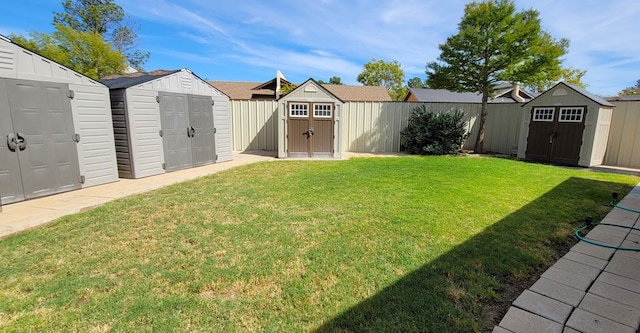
605, 101, 640, 168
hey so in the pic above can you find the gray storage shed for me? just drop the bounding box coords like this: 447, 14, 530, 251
0, 35, 119, 205
517, 82, 614, 167
278, 79, 344, 158
100, 69, 231, 178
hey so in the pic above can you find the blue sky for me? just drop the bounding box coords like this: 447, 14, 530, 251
2, 0, 639, 96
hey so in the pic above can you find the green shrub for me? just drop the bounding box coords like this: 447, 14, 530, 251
401, 105, 467, 155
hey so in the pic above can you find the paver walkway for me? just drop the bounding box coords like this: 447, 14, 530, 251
0, 151, 276, 239
495, 183, 640, 333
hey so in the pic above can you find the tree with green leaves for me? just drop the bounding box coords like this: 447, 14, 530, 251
618, 80, 640, 96
11, 24, 127, 80
407, 77, 427, 88
357, 58, 406, 101
426, 0, 568, 153
329, 76, 343, 85
525, 66, 588, 93
54, 0, 148, 70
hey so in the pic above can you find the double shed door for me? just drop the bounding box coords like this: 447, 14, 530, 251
287, 102, 334, 158
526, 106, 586, 166
0, 78, 81, 204
159, 92, 216, 172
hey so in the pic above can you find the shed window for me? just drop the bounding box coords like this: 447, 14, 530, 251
533, 108, 554, 122
289, 103, 309, 117
314, 104, 332, 118
559, 107, 584, 122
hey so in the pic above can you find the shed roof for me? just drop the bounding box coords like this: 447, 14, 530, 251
100, 69, 180, 89
522, 82, 614, 107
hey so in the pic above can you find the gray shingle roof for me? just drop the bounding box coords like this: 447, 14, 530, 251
100, 70, 180, 89
564, 83, 614, 107
522, 82, 614, 107
406, 88, 526, 103
606, 95, 640, 102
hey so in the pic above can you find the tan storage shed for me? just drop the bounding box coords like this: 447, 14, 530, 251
517, 82, 614, 167
277, 79, 344, 158
0, 35, 119, 205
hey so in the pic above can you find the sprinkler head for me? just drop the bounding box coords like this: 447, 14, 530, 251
585, 216, 593, 228
612, 192, 619, 202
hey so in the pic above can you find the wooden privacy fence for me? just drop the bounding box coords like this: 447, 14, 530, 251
231, 101, 524, 155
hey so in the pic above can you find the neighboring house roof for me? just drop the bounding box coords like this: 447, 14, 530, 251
322, 84, 391, 102
210, 79, 392, 102
522, 82, 614, 107
100, 69, 180, 89
404, 87, 531, 104
404, 82, 535, 103
209, 81, 278, 100
606, 95, 640, 102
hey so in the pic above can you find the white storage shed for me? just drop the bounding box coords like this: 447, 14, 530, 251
100, 69, 232, 178
0, 35, 119, 205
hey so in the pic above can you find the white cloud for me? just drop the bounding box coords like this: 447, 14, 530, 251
119, 0, 640, 93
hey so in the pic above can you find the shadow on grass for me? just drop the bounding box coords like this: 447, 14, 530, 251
315, 177, 634, 332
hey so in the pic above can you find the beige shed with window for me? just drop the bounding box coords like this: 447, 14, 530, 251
517, 82, 614, 167
277, 79, 343, 158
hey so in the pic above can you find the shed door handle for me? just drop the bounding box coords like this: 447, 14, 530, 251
16, 132, 26, 150
7, 133, 17, 151
190, 126, 195, 137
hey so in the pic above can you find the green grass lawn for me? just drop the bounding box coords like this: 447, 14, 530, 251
1, 156, 638, 332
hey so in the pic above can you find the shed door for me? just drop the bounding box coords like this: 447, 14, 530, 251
311, 103, 334, 157
287, 102, 334, 158
160, 92, 192, 172
0, 79, 24, 204
1, 79, 81, 203
188, 94, 216, 166
526, 106, 586, 166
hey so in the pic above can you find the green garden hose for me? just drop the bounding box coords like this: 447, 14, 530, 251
573, 193, 640, 251
574, 223, 640, 251
609, 200, 640, 214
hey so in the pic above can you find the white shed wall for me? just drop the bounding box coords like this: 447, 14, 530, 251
0, 38, 102, 86
125, 88, 165, 178
128, 69, 232, 164
213, 96, 232, 162
70, 84, 119, 187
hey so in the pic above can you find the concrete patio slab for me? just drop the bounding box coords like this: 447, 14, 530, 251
589, 281, 640, 310
604, 254, 640, 281
566, 308, 636, 333
498, 307, 563, 333
540, 266, 594, 291
578, 293, 640, 328
562, 250, 609, 270
529, 277, 586, 307
512, 290, 573, 324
